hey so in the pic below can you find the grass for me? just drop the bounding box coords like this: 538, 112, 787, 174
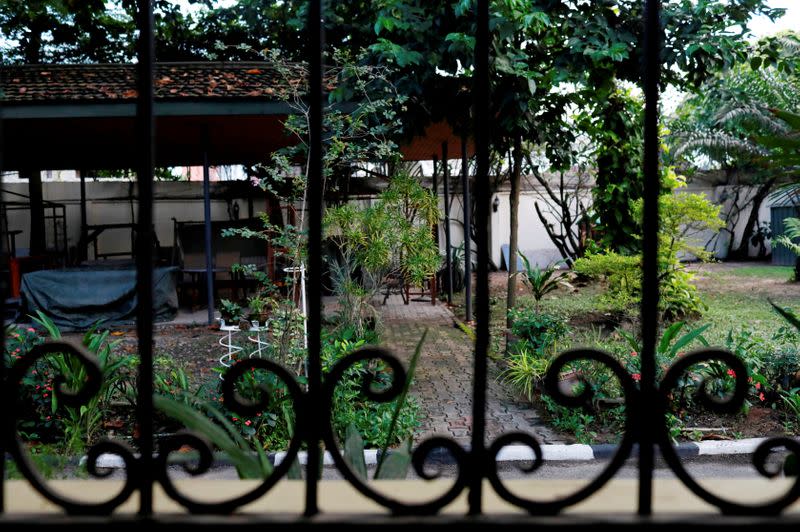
698, 292, 796, 345
718, 265, 793, 279
450, 262, 800, 351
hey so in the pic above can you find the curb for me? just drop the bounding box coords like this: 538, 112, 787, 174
88, 437, 778, 469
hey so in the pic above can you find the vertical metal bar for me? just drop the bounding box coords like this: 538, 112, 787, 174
203, 146, 215, 325
26, 170, 45, 256
442, 142, 453, 305
305, 0, 323, 517
134, 0, 155, 517
432, 154, 440, 249
468, 0, 490, 515
461, 136, 472, 322
639, 0, 662, 517
0, 68, 5, 514
80, 171, 88, 263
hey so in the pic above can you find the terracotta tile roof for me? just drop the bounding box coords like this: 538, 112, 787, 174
1, 62, 302, 102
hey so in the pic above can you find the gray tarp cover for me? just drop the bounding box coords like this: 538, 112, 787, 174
20, 265, 179, 330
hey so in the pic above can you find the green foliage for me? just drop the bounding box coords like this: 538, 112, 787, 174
4, 313, 136, 454
326, 173, 440, 285
499, 345, 550, 402
507, 308, 568, 356
584, 89, 645, 253
341, 328, 427, 481
517, 252, 565, 312
219, 299, 243, 324
154, 394, 273, 480
573, 251, 640, 312
773, 217, 800, 280
576, 169, 722, 320
4, 323, 56, 442
618, 321, 710, 380
247, 294, 269, 319
325, 173, 440, 334
540, 395, 597, 445
322, 327, 420, 449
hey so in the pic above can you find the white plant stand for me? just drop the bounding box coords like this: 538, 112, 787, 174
217, 319, 269, 380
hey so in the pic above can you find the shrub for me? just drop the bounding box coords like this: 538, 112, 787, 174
499, 344, 550, 401
579, 169, 722, 320
5, 313, 136, 454
322, 327, 420, 448
572, 251, 640, 312
507, 307, 569, 355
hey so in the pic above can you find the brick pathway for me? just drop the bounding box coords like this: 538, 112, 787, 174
377, 295, 566, 447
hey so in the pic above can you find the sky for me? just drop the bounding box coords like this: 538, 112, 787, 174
747, 0, 800, 38
662, 0, 799, 115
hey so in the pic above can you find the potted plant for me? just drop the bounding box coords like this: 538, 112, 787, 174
247, 294, 271, 325
219, 299, 242, 326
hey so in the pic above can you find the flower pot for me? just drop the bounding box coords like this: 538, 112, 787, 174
249, 311, 270, 325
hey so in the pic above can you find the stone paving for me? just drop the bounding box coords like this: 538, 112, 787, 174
376, 294, 566, 447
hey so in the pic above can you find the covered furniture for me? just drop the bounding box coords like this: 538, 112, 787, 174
20, 263, 179, 330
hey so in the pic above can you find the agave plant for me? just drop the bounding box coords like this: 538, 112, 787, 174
518, 251, 565, 312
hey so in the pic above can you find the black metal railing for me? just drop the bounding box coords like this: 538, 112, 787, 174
3, 0, 800, 525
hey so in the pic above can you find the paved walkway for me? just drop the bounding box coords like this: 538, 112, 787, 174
376, 294, 566, 447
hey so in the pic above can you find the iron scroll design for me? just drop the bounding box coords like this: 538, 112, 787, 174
657, 348, 800, 515
6, 341, 800, 516
155, 357, 306, 514
476, 345, 800, 517
486, 348, 640, 515
3, 341, 139, 515
320, 347, 469, 515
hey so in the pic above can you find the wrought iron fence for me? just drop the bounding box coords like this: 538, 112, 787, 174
2, 0, 800, 525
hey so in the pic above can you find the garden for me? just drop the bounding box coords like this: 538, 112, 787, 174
453, 261, 800, 445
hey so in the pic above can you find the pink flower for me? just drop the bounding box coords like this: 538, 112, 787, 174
27, 328, 35, 333
632, 373, 641, 382
244, 420, 252, 426
760, 393, 766, 402
232, 417, 238, 422
755, 382, 761, 390
630, 351, 638, 357
727, 369, 736, 378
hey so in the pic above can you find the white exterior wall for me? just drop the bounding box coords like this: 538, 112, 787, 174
2, 181, 253, 258
3, 174, 775, 265
435, 188, 564, 271
685, 184, 774, 259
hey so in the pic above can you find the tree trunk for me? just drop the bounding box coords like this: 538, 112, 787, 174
24, 169, 47, 256
729, 180, 774, 260
506, 136, 523, 329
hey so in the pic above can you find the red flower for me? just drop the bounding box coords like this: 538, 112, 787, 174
245, 420, 252, 426
760, 393, 766, 402
632, 373, 641, 382
755, 382, 761, 390
727, 369, 736, 378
